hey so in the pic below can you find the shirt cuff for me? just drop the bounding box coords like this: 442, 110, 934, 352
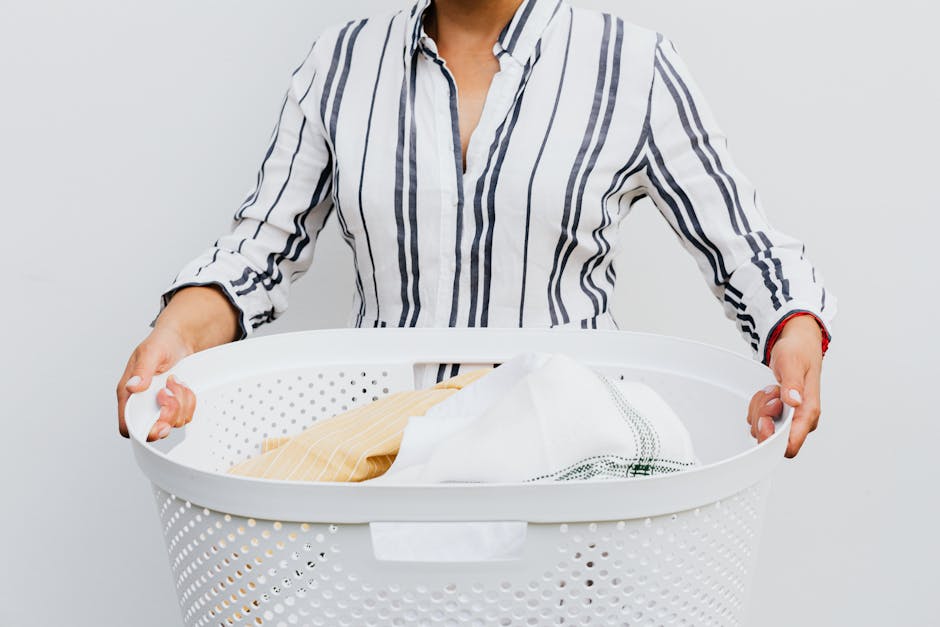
762, 309, 831, 366
149, 254, 280, 342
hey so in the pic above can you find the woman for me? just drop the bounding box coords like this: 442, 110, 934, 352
116, 0, 836, 458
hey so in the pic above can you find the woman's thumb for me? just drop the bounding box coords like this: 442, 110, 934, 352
118, 343, 168, 438
125, 345, 165, 393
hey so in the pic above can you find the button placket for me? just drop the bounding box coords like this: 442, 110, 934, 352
461, 58, 521, 182
420, 39, 528, 328
422, 46, 463, 327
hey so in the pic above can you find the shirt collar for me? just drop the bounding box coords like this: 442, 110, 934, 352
404, 0, 563, 65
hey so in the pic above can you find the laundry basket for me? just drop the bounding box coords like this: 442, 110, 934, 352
126, 328, 791, 627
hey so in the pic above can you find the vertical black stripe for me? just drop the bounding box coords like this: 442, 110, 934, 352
466, 110, 495, 326
356, 18, 396, 324
406, 52, 421, 327
519, 8, 572, 327
394, 52, 412, 326
593, 52, 660, 295
577, 17, 623, 314
547, 12, 611, 325
327, 21, 367, 144
580, 173, 646, 314
319, 22, 355, 126
327, 20, 368, 325
474, 46, 542, 326
408, 0, 425, 57
426, 51, 466, 329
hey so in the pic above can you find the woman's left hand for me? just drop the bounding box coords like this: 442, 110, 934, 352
746, 315, 825, 458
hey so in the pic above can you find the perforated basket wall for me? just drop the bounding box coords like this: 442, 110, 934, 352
129, 330, 787, 627
153, 478, 771, 627
153, 362, 771, 626
195, 364, 409, 473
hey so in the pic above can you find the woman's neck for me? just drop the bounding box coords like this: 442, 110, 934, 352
424, 0, 525, 54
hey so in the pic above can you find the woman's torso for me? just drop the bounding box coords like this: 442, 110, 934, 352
300, 0, 659, 332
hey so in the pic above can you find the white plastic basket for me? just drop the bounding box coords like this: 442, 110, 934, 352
126, 328, 791, 627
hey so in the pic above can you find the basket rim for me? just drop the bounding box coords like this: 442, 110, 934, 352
127, 328, 791, 522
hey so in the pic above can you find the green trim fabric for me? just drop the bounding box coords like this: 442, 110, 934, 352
367, 352, 699, 485
523, 373, 696, 482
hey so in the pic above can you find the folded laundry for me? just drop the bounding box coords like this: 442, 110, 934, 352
364, 352, 698, 484
227, 352, 698, 483
225, 367, 492, 481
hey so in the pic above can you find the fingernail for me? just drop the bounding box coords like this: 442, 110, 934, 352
763, 384, 776, 394
788, 389, 803, 403
758, 417, 769, 435
126, 375, 142, 388
158, 426, 171, 439
765, 397, 777, 406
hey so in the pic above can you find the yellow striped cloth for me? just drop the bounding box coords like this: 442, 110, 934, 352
226, 367, 492, 482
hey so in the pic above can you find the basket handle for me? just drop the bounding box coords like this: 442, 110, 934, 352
125, 371, 172, 444
369, 521, 527, 562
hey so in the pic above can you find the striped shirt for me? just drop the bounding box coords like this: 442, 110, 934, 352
154, 0, 836, 372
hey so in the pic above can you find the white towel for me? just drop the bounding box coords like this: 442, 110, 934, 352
364, 352, 698, 485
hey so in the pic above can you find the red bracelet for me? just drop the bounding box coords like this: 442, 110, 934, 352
763, 311, 830, 365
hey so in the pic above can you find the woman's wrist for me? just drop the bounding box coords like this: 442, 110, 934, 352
764, 311, 829, 364
779, 313, 823, 342
154, 285, 240, 353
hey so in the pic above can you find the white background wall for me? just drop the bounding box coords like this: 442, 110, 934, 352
1, 1, 935, 625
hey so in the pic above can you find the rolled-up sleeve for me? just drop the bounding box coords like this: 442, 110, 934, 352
151, 40, 334, 340
639, 34, 836, 363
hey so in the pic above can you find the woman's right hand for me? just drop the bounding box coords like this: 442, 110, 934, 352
117, 284, 240, 441
117, 325, 197, 442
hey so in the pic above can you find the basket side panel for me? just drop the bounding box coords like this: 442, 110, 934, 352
151, 479, 772, 627
175, 364, 414, 473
